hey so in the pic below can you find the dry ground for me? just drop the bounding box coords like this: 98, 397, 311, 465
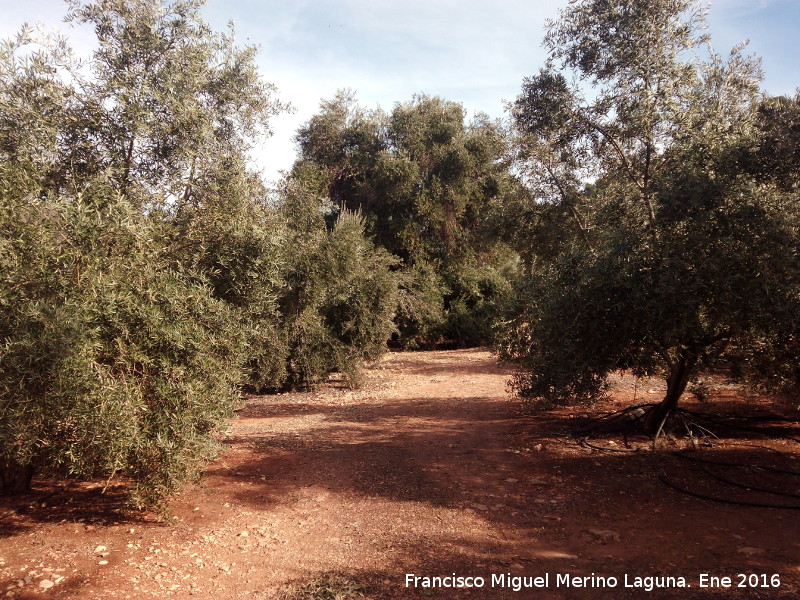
1, 349, 799, 599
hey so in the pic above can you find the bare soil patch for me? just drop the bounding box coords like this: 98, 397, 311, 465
1, 349, 798, 599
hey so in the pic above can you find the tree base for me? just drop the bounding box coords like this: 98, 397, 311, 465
0, 459, 34, 495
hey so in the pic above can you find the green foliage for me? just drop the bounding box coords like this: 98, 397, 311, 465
397, 257, 518, 350
292, 92, 521, 347
63, 0, 285, 206
0, 0, 403, 507
502, 0, 800, 424
0, 192, 246, 508
168, 156, 289, 391
438, 260, 516, 349
0, 0, 293, 508
392, 261, 450, 350
749, 93, 800, 190
281, 183, 399, 387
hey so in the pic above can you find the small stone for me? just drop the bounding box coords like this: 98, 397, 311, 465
98, 561, 108, 566
539, 550, 577, 559
238, 531, 249, 537
587, 529, 621, 543
94, 546, 107, 554
38, 580, 54, 589
505, 477, 519, 483
471, 503, 489, 512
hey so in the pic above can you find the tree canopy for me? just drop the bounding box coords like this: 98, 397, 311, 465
2, 0, 798, 510
0, 0, 399, 507
499, 0, 800, 430
291, 91, 521, 347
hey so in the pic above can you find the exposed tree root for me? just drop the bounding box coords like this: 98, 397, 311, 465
575, 405, 800, 509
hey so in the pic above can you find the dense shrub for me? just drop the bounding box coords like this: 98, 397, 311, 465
394, 260, 515, 350
501, 0, 800, 428
438, 259, 516, 348
168, 157, 290, 391
0, 0, 402, 509
280, 198, 399, 387
291, 92, 522, 347
0, 192, 246, 508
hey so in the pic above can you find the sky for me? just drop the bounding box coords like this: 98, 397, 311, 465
1, 0, 798, 184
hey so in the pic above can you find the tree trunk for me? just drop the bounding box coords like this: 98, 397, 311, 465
645, 350, 696, 434
0, 458, 34, 494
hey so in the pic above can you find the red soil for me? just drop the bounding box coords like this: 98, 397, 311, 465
1, 349, 798, 599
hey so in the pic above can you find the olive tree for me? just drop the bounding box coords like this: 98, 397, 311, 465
292, 92, 520, 347
0, 0, 285, 506
501, 0, 800, 430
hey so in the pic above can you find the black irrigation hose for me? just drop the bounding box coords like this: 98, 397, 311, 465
655, 466, 800, 510
575, 406, 800, 508
682, 410, 799, 424
664, 444, 800, 505
681, 410, 800, 444
687, 460, 800, 501
674, 451, 800, 477
733, 415, 798, 423
579, 437, 640, 453
729, 442, 789, 454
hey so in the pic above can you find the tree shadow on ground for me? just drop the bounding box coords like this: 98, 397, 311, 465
213, 391, 800, 599
0, 480, 144, 538
234, 395, 509, 422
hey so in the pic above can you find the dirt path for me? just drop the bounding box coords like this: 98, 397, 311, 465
1, 349, 798, 599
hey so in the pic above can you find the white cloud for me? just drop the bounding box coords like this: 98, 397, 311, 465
2, 0, 796, 183
234, 0, 564, 179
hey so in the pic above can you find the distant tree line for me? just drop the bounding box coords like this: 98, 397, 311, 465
290, 90, 523, 348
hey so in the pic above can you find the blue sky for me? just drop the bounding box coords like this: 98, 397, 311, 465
2, 0, 798, 183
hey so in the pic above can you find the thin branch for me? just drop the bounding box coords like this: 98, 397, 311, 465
542, 161, 595, 251
582, 118, 659, 237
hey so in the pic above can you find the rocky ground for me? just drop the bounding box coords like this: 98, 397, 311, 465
1, 349, 798, 599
